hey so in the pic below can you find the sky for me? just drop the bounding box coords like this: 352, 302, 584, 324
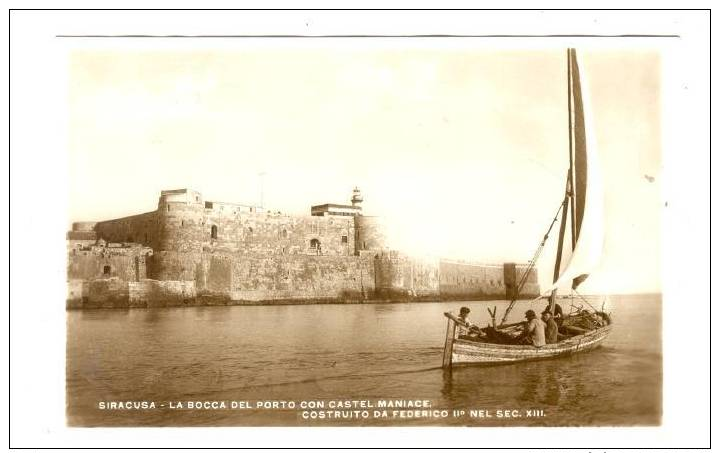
68, 47, 661, 295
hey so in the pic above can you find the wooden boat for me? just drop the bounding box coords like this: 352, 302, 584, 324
443, 312, 611, 367
442, 49, 612, 368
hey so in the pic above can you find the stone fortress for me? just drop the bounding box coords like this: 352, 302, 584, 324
67, 188, 539, 308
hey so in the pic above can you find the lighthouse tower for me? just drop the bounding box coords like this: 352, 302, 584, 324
351, 187, 364, 208
352, 187, 387, 253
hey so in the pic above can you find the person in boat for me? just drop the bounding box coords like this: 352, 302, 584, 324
521, 310, 546, 347
544, 297, 564, 327
542, 310, 558, 344
457, 306, 480, 339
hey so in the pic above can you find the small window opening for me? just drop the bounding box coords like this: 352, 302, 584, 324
211, 225, 218, 239
341, 235, 348, 244
103, 265, 111, 275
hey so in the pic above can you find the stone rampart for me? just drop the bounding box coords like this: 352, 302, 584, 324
128, 280, 197, 308
438, 260, 539, 299
204, 211, 356, 257
95, 211, 158, 249
67, 245, 151, 281
373, 251, 440, 298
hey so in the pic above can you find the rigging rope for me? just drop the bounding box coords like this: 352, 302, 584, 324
498, 197, 567, 326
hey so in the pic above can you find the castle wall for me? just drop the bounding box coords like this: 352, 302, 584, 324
67, 279, 87, 308
203, 211, 356, 257
511, 264, 540, 298
438, 260, 539, 299
146, 251, 376, 302
67, 279, 197, 309
439, 261, 508, 297
373, 251, 440, 297
146, 251, 203, 281
67, 246, 150, 281
354, 216, 387, 252
226, 254, 374, 302
94, 212, 159, 249
128, 280, 197, 308
71, 221, 97, 232
81, 278, 130, 308
68, 188, 540, 307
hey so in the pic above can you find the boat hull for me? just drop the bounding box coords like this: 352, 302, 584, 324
450, 325, 611, 366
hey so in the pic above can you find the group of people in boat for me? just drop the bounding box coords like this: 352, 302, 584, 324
521, 308, 561, 346
456, 298, 606, 347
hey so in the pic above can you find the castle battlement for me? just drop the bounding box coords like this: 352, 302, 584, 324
70, 187, 387, 256
67, 187, 538, 308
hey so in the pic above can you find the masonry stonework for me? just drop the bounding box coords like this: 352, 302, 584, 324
67, 188, 539, 308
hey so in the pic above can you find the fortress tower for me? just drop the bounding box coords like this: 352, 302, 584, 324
350, 188, 387, 254
156, 189, 206, 252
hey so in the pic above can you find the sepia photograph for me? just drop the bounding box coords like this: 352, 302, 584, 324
8, 8, 711, 449
65, 44, 661, 428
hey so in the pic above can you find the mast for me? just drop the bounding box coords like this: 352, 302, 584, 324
550, 49, 577, 313
550, 172, 571, 311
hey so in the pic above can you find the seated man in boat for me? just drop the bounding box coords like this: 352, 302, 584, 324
521, 310, 546, 347
456, 307, 481, 340
544, 297, 564, 327
542, 310, 558, 344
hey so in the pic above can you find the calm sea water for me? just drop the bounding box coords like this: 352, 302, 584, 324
66, 295, 661, 427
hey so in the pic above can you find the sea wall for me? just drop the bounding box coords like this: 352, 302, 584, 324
78, 278, 130, 309
67, 279, 197, 309
67, 249, 540, 308
438, 260, 539, 300
128, 280, 197, 308
149, 252, 377, 302
373, 251, 440, 298
67, 245, 151, 281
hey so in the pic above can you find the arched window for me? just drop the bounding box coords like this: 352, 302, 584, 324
211, 225, 218, 239
281, 229, 288, 239
103, 265, 111, 275
310, 238, 320, 249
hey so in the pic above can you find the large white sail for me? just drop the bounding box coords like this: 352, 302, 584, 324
551, 50, 605, 291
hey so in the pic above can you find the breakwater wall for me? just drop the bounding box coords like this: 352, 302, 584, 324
66, 249, 539, 309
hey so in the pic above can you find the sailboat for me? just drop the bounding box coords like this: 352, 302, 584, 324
441, 49, 611, 367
